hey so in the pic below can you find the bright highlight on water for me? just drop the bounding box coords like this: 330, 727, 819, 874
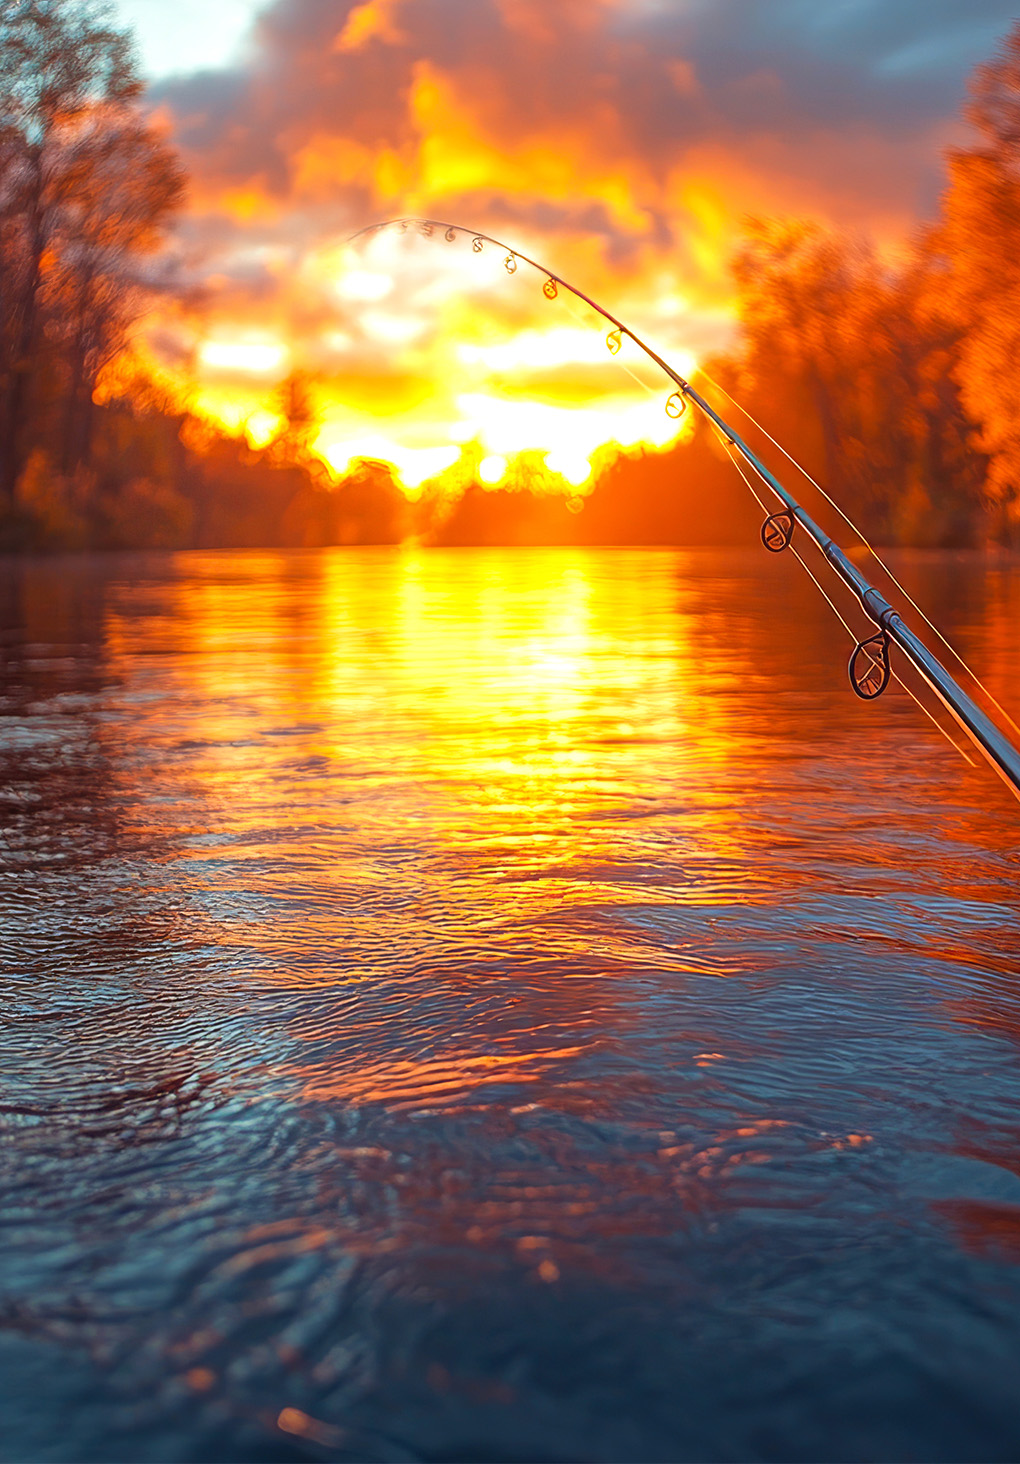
351, 218, 1020, 803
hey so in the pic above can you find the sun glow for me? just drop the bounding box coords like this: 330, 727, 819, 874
478, 454, 508, 484
199, 339, 290, 375
360, 310, 429, 345
317, 437, 461, 488
457, 327, 618, 372
163, 230, 709, 495
245, 409, 284, 447
545, 451, 592, 487
336, 269, 394, 302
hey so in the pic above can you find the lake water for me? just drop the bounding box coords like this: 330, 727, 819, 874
1, 546, 1019, 1463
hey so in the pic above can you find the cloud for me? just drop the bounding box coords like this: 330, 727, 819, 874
143, 0, 1019, 485
159, 0, 1019, 244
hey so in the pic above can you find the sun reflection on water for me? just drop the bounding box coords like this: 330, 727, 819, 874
91, 545, 1020, 1123
4, 547, 1020, 1461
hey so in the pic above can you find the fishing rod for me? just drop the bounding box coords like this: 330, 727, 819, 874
349, 216, 1020, 800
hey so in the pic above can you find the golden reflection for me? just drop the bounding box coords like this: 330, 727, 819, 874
96, 548, 767, 1113
297, 1045, 587, 1109
94, 547, 1020, 1127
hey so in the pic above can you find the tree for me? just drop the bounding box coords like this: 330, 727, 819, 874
730, 218, 862, 493
0, 0, 184, 503
725, 217, 984, 544
941, 21, 1020, 540
273, 370, 320, 457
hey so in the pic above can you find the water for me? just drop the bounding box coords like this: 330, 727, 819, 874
1, 546, 1019, 1463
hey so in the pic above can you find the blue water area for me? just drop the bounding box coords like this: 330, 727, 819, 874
1, 546, 1019, 1462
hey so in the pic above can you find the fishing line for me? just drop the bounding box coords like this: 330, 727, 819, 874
347, 217, 1020, 799
556, 287, 666, 405
696, 365, 1020, 742
716, 430, 979, 769
562, 274, 970, 764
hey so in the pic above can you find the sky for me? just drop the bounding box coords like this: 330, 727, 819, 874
115, 0, 265, 79
111, 0, 1020, 490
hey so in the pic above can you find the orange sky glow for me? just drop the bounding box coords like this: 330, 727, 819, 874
134, 212, 713, 495
119, 0, 1018, 495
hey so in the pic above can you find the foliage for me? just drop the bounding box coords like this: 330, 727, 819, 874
4, 9, 1020, 550
13, 448, 90, 547
940, 26, 1020, 539
722, 219, 987, 546
0, 0, 184, 504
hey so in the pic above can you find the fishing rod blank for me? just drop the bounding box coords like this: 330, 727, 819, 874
349, 216, 1020, 800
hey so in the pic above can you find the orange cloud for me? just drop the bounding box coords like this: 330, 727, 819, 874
147, 0, 1000, 491
406, 61, 657, 237
333, 0, 407, 52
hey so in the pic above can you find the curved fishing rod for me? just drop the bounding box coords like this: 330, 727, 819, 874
349, 216, 1020, 800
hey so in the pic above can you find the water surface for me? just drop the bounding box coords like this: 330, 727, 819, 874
2, 547, 1019, 1462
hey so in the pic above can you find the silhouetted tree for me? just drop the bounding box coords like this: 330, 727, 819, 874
942, 20, 1020, 541
0, 0, 184, 506
274, 369, 319, 457
331, 459, 408, 544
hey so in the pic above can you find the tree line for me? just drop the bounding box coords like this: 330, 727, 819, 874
2, 0, 1020, 551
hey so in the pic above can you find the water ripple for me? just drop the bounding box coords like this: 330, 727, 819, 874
1, 547, 1019, 1461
